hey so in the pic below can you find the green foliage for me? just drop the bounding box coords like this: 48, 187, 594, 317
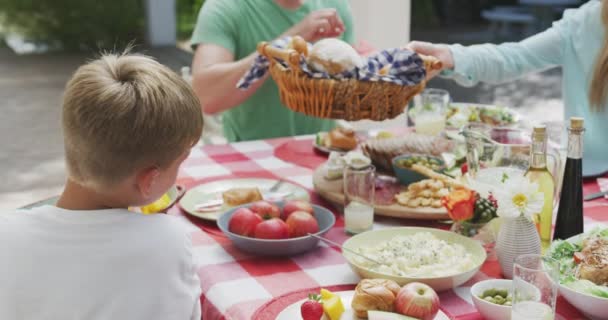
177, 0, 205, 40
411, 0, 439, 28
0, 0, 145, 51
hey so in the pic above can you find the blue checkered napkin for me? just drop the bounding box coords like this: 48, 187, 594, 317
359, 48, 426, 85
236, 37, 426, 89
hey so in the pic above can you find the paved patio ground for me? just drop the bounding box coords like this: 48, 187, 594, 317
0, 42, 564, 210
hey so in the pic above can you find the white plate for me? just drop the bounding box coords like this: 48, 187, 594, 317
276, 290, 450, 320
178, 178, 310, 221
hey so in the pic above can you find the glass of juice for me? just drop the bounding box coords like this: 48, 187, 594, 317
412, 88, 450, 136
343, 164, 375, 234
511, 254, 559, 320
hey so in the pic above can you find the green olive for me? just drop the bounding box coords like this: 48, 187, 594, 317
483, 289, 497, 297
493, 296, 506, 305
495, 289, 508, 298
483, 296, 495, 303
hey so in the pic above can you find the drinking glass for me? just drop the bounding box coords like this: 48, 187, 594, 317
511, 254, 560, 320
411, 88, 450, 135
343, 165, 375, 234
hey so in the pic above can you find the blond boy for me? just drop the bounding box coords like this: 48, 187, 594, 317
0, 52, 203, 319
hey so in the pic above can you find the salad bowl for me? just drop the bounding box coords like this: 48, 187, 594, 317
548, 228, 608, 320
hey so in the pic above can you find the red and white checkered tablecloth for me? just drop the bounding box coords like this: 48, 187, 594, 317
168, 135, 608, 320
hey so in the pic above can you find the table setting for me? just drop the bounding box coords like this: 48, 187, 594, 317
21, 36, 607, 320
152, 36, 608, 320
158, 103, 608, 320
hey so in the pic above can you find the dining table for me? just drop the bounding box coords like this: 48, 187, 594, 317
168, 133, 608, 320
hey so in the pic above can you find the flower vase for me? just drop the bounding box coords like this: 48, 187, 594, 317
496, 215, 541, 279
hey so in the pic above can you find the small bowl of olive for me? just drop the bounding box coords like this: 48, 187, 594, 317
391, 154, 445, 186
471, 279, 513, 320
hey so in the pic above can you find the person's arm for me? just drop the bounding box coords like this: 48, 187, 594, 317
406, 3, 591, 87
409, 28, 563, 87
336, 0, 356, 45
192, 46, 264, 115
191, 1, 346, 114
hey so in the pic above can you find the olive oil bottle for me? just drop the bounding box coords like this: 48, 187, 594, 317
525, 125, 554, 251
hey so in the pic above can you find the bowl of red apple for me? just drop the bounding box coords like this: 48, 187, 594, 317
217, 199, 336, 256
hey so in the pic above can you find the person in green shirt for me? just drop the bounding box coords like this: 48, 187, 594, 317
191, 0, 355, 142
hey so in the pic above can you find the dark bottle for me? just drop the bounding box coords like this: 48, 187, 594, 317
553, 117, 585, 240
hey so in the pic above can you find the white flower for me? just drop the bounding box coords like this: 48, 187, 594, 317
493, 175, 544, 220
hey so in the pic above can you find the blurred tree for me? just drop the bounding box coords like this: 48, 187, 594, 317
177, 0, 205, 40
0, 0, 145, 51
411, 0, 439, 28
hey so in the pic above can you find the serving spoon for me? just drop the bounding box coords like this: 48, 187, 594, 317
307, 233, 384, 266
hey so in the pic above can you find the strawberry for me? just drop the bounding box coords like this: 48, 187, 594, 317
460, 163, 468, 175
300, 294, 323, 320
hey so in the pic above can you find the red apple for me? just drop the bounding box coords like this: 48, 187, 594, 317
395, 282, 440, 320
254, 218, 289, 239
228, 208, 262, 237
282, 200, 314, 220
285, 211, 319, 238
249, 201, 281, 220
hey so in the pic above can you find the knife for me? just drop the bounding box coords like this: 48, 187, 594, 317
584, 190, 608, 201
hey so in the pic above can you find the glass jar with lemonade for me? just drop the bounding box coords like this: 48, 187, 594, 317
410, 88, 450, 136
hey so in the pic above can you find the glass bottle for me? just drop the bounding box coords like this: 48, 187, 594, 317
553, 117, 585, 240
343, 165, 375, 234
525, 125, 555, 251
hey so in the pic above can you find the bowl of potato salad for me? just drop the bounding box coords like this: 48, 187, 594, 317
342, 227, 487, 292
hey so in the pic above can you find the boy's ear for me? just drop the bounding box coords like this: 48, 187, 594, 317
136, 166, 160, 199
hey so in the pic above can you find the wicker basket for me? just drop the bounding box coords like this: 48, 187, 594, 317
257, 37, 443, 121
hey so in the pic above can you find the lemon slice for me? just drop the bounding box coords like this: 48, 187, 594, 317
140, 193, 171, 214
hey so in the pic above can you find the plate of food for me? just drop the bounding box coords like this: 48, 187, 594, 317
179, 178, 310, 221
313, 146, 456, 220
547, 228, 608, 320
315, 127, 360, 155
445, 103, 520, 129
342, 227, 486, 292
276, 283, 449, 320
408, 102, 520, 130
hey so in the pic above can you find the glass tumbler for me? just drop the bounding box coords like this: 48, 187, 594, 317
343, 164, 375, 234
511, 254, 560, 320
412, 88, 450, 135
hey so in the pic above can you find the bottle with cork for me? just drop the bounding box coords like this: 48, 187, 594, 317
553, 117, 585, 240
525, 125, 554, 250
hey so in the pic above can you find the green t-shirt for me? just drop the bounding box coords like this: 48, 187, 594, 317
191, 0, 355, 142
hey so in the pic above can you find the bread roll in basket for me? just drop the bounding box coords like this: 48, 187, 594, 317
257, 36, 442, 121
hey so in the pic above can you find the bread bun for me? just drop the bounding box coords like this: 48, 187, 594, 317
307, 38, 363, 75
287, 36, 308, 57
326, 127, 357, 150
351, 279, 401, 318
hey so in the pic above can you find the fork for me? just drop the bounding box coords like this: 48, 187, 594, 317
268, 179, 285, 192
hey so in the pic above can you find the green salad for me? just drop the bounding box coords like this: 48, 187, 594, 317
548, 228, 608, 299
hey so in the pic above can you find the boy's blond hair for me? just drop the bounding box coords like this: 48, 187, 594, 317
62, 52, 203, 190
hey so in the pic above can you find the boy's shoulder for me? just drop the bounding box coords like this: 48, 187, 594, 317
0, 206, 193, 243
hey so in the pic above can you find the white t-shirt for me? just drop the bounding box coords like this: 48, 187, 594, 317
0, 205, 201, 320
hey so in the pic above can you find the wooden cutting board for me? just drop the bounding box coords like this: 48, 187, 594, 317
312, 165, 450, 220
